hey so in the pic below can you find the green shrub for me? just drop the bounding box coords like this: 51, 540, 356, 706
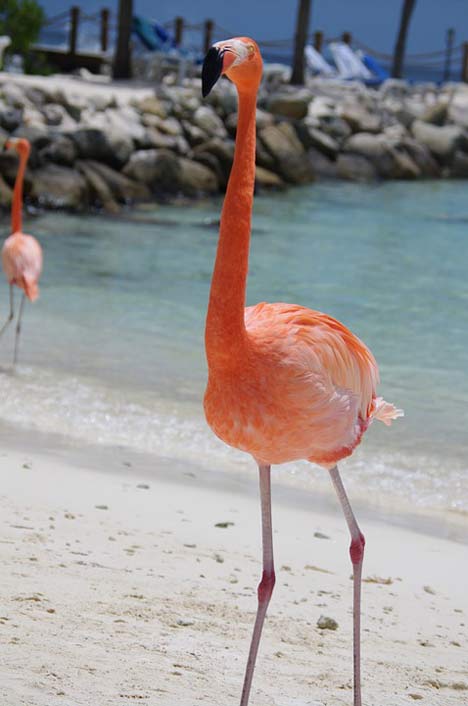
0, 0, 45, 56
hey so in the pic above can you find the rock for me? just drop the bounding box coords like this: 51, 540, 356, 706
41, 104, 77, 131
12, 124, 50, 149
0, 173, 12, 208
411, 120, 463, 160
420, 101, 448, 126
76, 160, 120, 214
192, 152, 224, 188
449, 151, 468, 178
0, 107, 22, 132
336, 153, 378, 182
296, 124, 339, 159
139, 127, 180, 151
2, 82, 31, 109
317, 615, 338, 630
123, 149, 180, 193
135, 95, 167, 118
193, 105, 227, 139
340, 107, 382, 134
344, 132, 420, 179
401, 138, 440, 177
0, 152, 33, 191
24, 86, 47, 106
266, 91, 311, 120
255, 165, 285, 188
39, 136, 77, 167
71, 127, 133, 169
308, 148, 338, 180
447, 86, 468, 128
390, 149, 421, 179
30, 164, 88, 209
256, 142, 276, 170
319, 115, 352, 141
86, 161, 150, 202
259, 122, 314, 183
178, 158, 218, 195
193, 138, 234, 184
181, 120, 209, 146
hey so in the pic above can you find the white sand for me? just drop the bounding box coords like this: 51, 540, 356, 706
0, 437, 467, 706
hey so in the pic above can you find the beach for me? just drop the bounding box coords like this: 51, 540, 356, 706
0, 179, 467, 705
0, 427, 467, 706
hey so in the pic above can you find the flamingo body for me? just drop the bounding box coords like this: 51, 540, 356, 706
201, 37, 402, 706
0, 137, 43, 364
2, 232, 42, 302
205, 301, 398, 468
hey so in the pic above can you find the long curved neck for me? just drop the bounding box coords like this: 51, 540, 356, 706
11, 150, 27, 234
205, 87, 257, 370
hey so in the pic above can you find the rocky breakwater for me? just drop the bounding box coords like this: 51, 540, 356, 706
1, 75, 468, 214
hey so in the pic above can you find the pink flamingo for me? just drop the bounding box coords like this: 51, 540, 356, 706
202, 38, 402, 706
1, 138, 42, 365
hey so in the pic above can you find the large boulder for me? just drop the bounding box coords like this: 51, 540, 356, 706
178, 158, 218, 195
71, 127, 133, 169
344, 132, 419, 179
76, 160, 120, 214
134, 95, 167, 118
259, 122, 314, 183
296, 124, 339, 159
411, 120, 464, 160
193, 138, 235, 184
193, 105, 227, 139
308, 148, 338, 180
0, 107, 22, 132
449, 151, 468, 178
39, 135, 77, 167
30, 164, 88, 209
86, 161, 150, 202
255, 166, 285, 189
336, 154, 378, 182
123, 149, 180, 193
401, 138, 440, 177
266, 90, 311, 120
0, 173, 12, 208
340, 106, 382, 134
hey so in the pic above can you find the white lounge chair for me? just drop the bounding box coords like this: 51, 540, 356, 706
329, 41, 373, 81
305, 44, 336, 77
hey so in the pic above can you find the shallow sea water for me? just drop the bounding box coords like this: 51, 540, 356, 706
0, 180, 467, 525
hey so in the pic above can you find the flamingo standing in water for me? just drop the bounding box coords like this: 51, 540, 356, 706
1, 138, 42, 365
202, 38, 402, 706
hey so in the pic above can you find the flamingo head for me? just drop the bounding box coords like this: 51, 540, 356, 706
4, 137, 31, 158
202, 37, 262, 97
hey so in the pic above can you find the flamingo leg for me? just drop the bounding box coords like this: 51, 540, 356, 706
240, 464, 275, 706
329, 464, 365, 706
0, 285, 14, 339
13, 292, 26, 366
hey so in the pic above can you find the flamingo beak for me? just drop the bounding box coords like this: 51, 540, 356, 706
202, 47, 225, 97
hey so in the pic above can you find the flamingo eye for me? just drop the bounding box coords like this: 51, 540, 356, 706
247, 44, 255, 56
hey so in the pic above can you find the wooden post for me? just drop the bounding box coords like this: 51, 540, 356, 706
443, 27, 455, 82
100, 8, 110, 52
462, 42, 468, 83
342, 31, 352, 45
112, 0, 133, 79
69, 6, 80, 55
174, 16, 184, 46
290, 0, 312, 85
313, 30, 323, 53
203, 19, 214, 54
391, 0, 417, 78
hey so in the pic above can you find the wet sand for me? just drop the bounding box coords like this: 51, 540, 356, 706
0, 439, 467, 706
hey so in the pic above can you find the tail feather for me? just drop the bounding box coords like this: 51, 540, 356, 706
371, 396, 404, 426
22, 276, 39, 302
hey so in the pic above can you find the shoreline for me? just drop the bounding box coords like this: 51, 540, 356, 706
1, 419, 467, 546
1, 426, 467, 705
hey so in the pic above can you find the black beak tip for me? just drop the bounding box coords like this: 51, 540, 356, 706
202, 47, 224, 98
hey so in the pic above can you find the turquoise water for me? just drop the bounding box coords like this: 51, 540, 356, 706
0, 181, 467, 521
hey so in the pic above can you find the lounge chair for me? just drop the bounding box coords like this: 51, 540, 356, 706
305, 44, 336, 77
